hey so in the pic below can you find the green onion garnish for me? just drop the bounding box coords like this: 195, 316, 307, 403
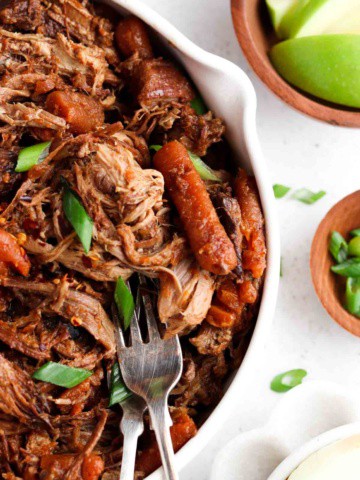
15, 141, 51, 173
280, 257, 283, 277
109, 363, 132, 407
273, 184, 291, 199
292, 188, 326, 204
32, 361, 92, 388
190, 96, 207, 115
270, 369, 307, 393
149, 145, 162, 152
114, 277, 135, 330
329, 231, 348, 264
63, 188, 93, 254
345, 277, 360, 317
350, 228, 360, 238
188, 152, 220, 182
348, 237, 360, 258
331, 258, 360, 277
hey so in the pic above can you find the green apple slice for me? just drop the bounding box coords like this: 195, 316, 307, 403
278, 0, 360, 39
270, 34, 360, 108
265, 0, 297, 31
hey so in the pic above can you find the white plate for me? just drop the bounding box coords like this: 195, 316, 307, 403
211, 381, 360, 480
102, 0, 280, 477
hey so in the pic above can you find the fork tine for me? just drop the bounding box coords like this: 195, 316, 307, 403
138, 274, 161, 341
130, 288, 143, 344
111, 303, 126, 350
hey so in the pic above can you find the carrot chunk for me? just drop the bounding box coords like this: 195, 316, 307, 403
137, 410, 197, 476
0, 228, 30, 276
40, 453, 104, 480
81, 454, 105, 480
115, 16, 153, 59
234, 169, 266, 278
45, 91, 104, 134
154, 141, 237, 275
238, 279, 258, 304
206, 303, 236, 328
216, 279, 243, 312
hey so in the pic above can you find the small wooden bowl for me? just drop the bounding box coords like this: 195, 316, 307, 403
231, 0, 360, 127
311, 191, 360, 337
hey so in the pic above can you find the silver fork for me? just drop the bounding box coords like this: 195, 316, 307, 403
116, 274, 183, 480
111, 304, 147, 480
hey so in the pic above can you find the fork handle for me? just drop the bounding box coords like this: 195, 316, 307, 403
148, 398, 179, 480
120, 416, 144, 480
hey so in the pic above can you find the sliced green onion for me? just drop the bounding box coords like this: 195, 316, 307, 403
331, 258, 360, 277
292, 188, 326, 204
270, 369, 307, 393
280, 257, 283, 277
188, 152, 220, 182
15, 141, 51, 173
273, 184, 291, 199
149, 145, 162, 152
114, 277, 135, 330
329, 231, 348, 264
32, 361, 92, 388
348, 237, 360, 258
63, 188, 93, 253
345, 277, 360, 317
190, 96, 207, 115
109, 363, 132, 407
350, 228, 360, 238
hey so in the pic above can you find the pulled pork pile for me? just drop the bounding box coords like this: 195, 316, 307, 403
0, 1, 267, 479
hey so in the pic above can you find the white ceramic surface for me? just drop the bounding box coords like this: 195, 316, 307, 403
211, 381, 360, 480
102, 0, 280, 478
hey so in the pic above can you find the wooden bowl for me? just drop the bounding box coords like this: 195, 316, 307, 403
231, 0, 360, 127
310, 191, 360, 337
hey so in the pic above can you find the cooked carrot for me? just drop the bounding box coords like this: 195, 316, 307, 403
0, 228, 30, 276
238, 279, 257, 304
81, 454, 105, 480
216, 279, 243, 312
45, 91, 104, 134
59, 378, 91, 415
137, 410, 197, 476
206, 303, 236, 328
115, 16, 153, 59
40, 453, 104, 480
154, 141, 237, 275
234, 169, 266, 279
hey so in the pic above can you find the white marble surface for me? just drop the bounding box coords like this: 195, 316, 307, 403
140, 1, 360, 478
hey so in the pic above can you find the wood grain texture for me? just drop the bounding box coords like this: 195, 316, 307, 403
310, 191, 360, 337
231, 0, 360, 127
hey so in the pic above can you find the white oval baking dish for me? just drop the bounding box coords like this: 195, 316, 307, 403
102, 0, 280, 476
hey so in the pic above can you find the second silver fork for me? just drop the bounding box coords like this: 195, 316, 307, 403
116, 274, 183, 480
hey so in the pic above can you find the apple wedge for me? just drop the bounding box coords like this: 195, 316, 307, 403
278, 0, 360, 39
270, 35, 360, 108
265, 0, 297, 31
